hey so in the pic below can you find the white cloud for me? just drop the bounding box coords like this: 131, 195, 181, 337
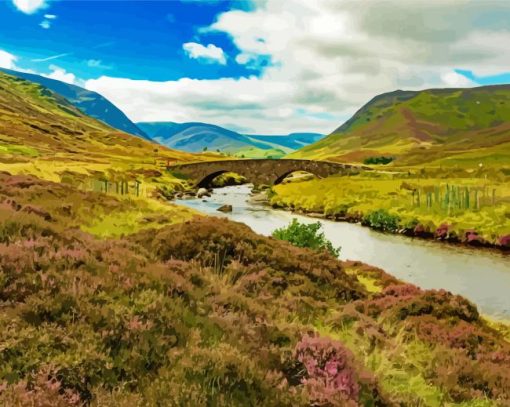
44, 13, 56, 19
0, 50, 18, 69
87, 0, 510, 134
44, 65, 77, 85
11, 0, 47, 14
39, 20, 51, 29
441, 71, 476, 88
183, 42, 227, 65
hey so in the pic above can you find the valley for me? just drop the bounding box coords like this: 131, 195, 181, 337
1, 44, 510, 406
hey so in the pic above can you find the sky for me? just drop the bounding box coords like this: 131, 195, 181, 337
1, 0, 510, 134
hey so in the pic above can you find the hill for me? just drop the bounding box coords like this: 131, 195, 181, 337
248, 132, 324, 150
2, 178, 510, 405
290, 85, 510, 168
138, 122, 323, 158
138, 121, 290, 157
0, 71, 200, 183
0, 67, 149, 140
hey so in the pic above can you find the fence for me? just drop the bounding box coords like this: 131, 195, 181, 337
409, 184, 497, 213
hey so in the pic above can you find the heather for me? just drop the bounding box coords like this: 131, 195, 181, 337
1, 174, 510, 405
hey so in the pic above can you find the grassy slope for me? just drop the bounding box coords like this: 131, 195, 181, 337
0, 71, 206, 181
0, 67, 149, 139
1, 174, 510, 405
0, 71, 217, 235
290, 86, 510, 168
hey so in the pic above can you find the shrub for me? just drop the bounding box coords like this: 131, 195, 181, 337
362, 209, 400, 232
363, 156, 394, 165
294, 334, 381, 406
272, 219, 341, 257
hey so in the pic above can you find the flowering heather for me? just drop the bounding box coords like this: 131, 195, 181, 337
0, 174, 509, 405
294, 334, 369, 405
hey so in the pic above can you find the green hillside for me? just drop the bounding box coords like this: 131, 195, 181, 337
290, 85, 510, 168
0, 68, 150, 140
0, 71, 205, 182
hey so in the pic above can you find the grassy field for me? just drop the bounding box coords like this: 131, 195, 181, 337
270, 171, 510, 248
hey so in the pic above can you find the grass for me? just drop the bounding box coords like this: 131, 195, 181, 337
233, 146, 288, 159
80, 196, 197, 238
0, 70, 218, 185
0, 70, 222, 230
270, 172, 510, 247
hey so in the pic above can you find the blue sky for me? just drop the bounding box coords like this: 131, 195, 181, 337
1, 0, 510, 134
0, 1, 262, 81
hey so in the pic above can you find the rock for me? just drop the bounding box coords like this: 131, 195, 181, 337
181, 192, 195, 200
196, 188, 211, 198
217, 204, 233, 213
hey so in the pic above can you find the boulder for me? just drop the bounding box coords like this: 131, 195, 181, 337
217, 204, 233, 213
196, 188, 211, 198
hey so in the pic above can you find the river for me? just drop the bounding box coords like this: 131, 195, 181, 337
176, 184, 510, 320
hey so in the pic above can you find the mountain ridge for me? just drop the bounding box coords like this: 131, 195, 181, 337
138, 121, 323, 157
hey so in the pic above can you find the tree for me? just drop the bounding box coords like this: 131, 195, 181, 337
272, 219, 340, 256
203, 146, 208, 152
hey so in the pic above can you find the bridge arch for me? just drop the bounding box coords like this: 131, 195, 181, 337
273, 169, 319, 185
196, 170, 231, 188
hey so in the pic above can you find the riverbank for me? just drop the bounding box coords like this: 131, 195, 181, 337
249, 189, 510, 254
267, 175, 510, 252
175, 184, 510, 320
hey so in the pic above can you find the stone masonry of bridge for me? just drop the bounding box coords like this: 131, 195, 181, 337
167, 159, 361, 187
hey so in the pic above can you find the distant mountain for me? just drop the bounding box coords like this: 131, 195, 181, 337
290, 85, 510, 167
248, 133, 324, 150
0, 68, 149, 140
138, 122, 323, 158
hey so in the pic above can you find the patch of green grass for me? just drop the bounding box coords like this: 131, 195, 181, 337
314, 322, 448, 406
0, 144, 39, 157
270, 174, 510, 245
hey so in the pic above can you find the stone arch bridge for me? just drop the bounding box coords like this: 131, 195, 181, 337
167, 159, 361, 187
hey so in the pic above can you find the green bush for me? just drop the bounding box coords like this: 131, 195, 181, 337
363, 156, 394, 165
272, 219, 340, 257
362, 209, 400, 232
